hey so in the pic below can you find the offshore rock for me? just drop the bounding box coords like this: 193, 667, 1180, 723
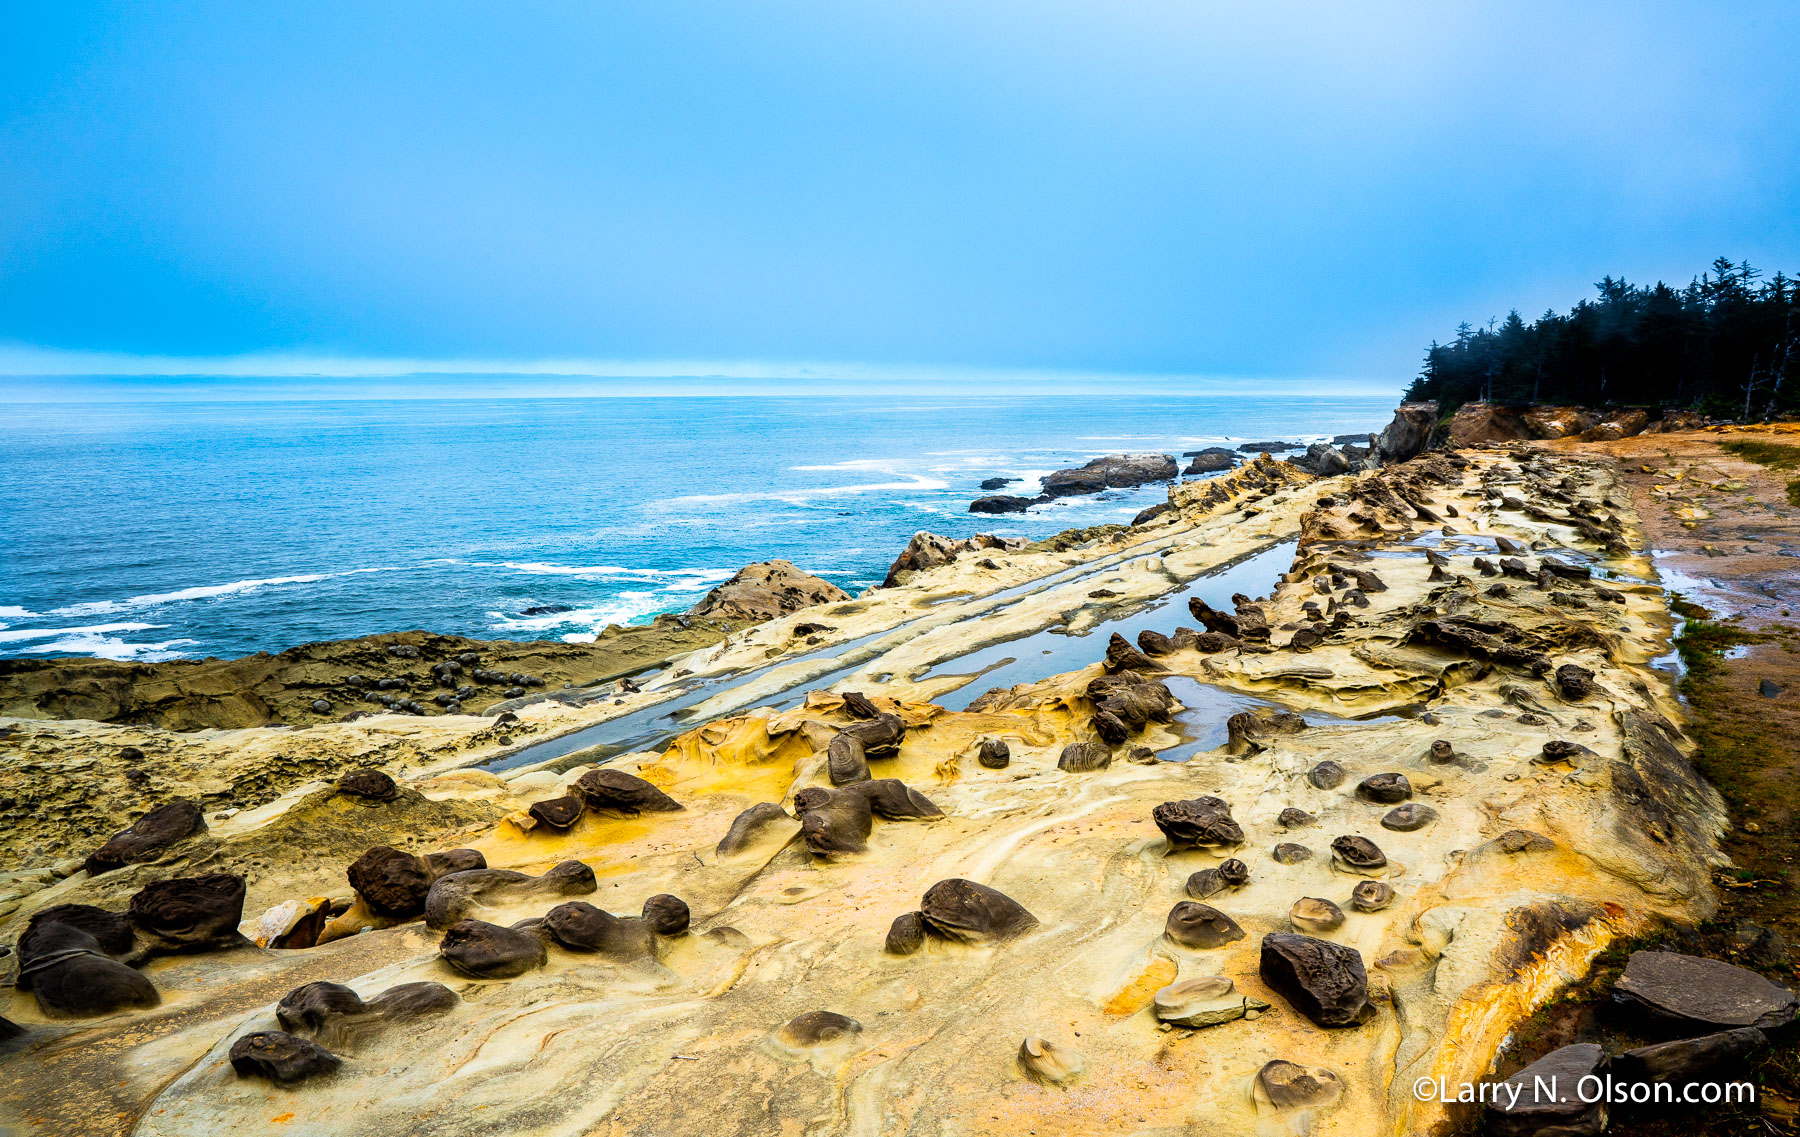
1040, 453, 1177, 497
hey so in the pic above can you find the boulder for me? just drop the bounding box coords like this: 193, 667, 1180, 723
1522, 406, 1596, 439
1373, 402, 1438, 465
1255, 1060, 1344, 1110
687, 560, 850, 621
1165, 902, 1246, 949
1613, 950, 1799, 1030
1356, 773, 1412, 803
276, 981, 456, 1049
1182, 450, 1236, 474
527, 795, 584, 830
1057, 741, 1112, 772
438, 919, 548, 978
918, 879, 1038, 944
336, 768, 398, 801
1381, 804, 1437, 831
1330, 835, 1388, 874
82, 799, 206, 875
1289, 897, 1344, 934
128, 873, 247, 954
540, 902, 655, 958
793, 786, 874, 859
979, 477, 1016, 491
347, 847, 433, 919
1583, 408, 1650, 441
1040, 453, 1178, 497
1259, 933, 1375, 1027
977, 739, 1011, 769
846, 778, 943, 821
229, 1031, 342, 1084
969, 495, 1038, 514
1486, 1043, 1607, 1137
1291, 443, 1352, 476
885, 911, 927, 955
1152, 797, 1244, 852
1444, 402, 1530, 446
641, 893, 690, 936
573, 769, 683, 814
17, 920, 159, 1017
1350, 880, 1394, 912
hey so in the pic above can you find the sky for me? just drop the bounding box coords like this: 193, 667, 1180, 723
2, 1, 1798, 398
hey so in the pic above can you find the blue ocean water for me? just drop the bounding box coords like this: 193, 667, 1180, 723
0, 394, 1392, 661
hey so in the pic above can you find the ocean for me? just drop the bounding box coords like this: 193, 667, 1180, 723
0, 393, 1393, 661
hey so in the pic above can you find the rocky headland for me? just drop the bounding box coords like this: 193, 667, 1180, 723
3, 414, 1799, 1136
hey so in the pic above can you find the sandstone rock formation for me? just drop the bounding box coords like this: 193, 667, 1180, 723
687, 560, 850, 621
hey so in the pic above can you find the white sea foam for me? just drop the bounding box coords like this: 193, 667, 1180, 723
0, 606, 38, 619
46, 568, 405, 618
4, 622, 197, 660
669, 473, 949, 505
0, 621, 168, 644
487, 589, 687, 635
493, 562, 733, 583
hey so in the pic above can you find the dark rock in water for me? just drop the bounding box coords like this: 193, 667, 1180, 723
1152, 797, 1244, 852
439, 919, 547, 978
1330, 835, 1387, 873
847, 778, 943, 820
1188, 596, 1241, 638
1614, 950, 1800, 1030
642, 894, 690, 936
1259, 933, 1375, 1027
1292, 442, 1353, 476
423, 861, 596, 929
1356, 773, 1412, 803
1103, 632, 1167, 675
1381, 803, 1437, 831
573, 769, 683, 814
528, 794, 584, 830
1058, 741, 1112, 772
83, 799, 206, 875
777, 1010, 863, 1047
1278, 807, 1316, 829
1350, 880, 1394, 912
348, 846, 433, 918
1256, 1060, 1343, 1110
1272, 843, 1313, 864
128, 873, 247, 953
1137, 629, 1174, 657
978, 739, 1011, 769
1486, 1043, 1606, 1137
1308, 761, 1346, 789
229, 1031, 342, 1084
540, 902, 654, 957
979, 477, 1017, 491
1164, 902, 1246, 949
337, 768, 398, 801
1237, 441, 1298, 453
716, 802, 796, 855
918, 879, 1038, 944
969, 494, 1037, 514
1615, 1027, 1766, 1085
424, 848, 486, 876
1041, 453, 1177, 497
1760, 678, 1784, 699
519, 604, 572, 616
17, 920, 160, 1017
1183, 451, 1235, 474
885, 911, 927, 955
794, 786, 874, 858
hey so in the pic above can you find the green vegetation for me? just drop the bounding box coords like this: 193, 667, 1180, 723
1720, 438, 1800, 507
1405, 257, 1799, 418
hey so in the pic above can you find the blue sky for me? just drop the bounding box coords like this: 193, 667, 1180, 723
2, 2, 1798, 396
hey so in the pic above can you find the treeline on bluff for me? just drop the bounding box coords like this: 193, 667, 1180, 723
1405, 257, 1798, 419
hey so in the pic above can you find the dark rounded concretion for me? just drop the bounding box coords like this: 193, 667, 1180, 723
423, 848, 486, 877
1164, 902, 1246, 949
792, 786, 832, 814
777, 1010, 863, 1047
527, 795, 584, 830
1428, 740, 1457, 764
348, 846, 433, 918
25, 904, 134, 957
540, 902, 653, 957
128, 873, 247, 951
716, 802, 795, 856
277, 982, 366, 1035
840, 691, 881, 719
363, 981, 457, 1020
885, 911, 926, 955
1272, 843, 1313, 864
1330, 835, 1387, 872
847, 779, 943, 820
1091, 710, 1130, 746
641, 894, 690, 936
229, 1031, 341, 1084
1350, 880, 1395, 912
1058, 741, 1112, 772
82, 799, 206, 875
573, 768, 684, 814
336, 768, 398, 801
18, 922, 160, 1017
540, 860, 597, 891
1185, 868, 1230, 899
1136, 629, 1175, 657
0, 1016, 24, 1042
120, 746, 145, 761
1307, 761, 1346, 790
1218, 858, 1251, 886
1540, 739, 1586, 764
1278, 808, 1316, 829
439, 919, 548, 978
1381, 803, 1438, 832
977, 739, 1011, 769
826, 729, 872, 786
1152, 797, 1244, 852
1356, 773, 1412, 803
919, 879, 1038, 944
797, 787, 874, 858
1259, 933, 1375, 1027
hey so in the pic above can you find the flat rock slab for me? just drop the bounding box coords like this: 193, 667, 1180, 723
1487, 1043, 1606, 1137
1615, 950, 1799, 1029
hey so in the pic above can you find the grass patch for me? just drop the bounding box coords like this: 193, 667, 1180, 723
1721, 439, 1800, 506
